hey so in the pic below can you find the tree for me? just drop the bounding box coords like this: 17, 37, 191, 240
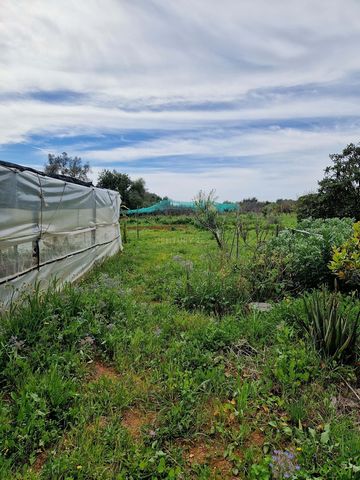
275, 198, 296, 214
317, 143, 360, 220
239, 197, 266, 213
45, 152, 90, 181
97, 169, 161, 209
128, 178, 146, 208
97, 170, 132, 206
193, 190, 225, 249
297, 193, 322, 220
297, 143, 360, 220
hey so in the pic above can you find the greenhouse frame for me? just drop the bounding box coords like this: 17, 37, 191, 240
0, 161, 122, 306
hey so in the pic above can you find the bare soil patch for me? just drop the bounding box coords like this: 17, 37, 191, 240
248, 430, 265, 447
89, 360, 121, 382
182, 439, 236, 478
32, 450, 48, 473
122, 409, 157, 440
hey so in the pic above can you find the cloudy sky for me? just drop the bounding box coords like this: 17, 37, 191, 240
1, 0, 360, 200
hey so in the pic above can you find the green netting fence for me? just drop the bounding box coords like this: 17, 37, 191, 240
125, 199, 237, 215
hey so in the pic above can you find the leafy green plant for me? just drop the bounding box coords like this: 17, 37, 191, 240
272, 325, 313, 392
264, 217, 354, 290
302, 289, 359, 363
329, 221, 360, 287
249, 455, 272, 479
239, 253, 289, 301
286, 398, 307, 425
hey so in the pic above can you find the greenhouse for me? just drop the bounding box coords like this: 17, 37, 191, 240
126, 198, 238, 215
0, 161, 122, 306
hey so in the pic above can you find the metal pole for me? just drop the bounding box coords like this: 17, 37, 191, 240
14, 245, 19, 274
136, 207, 140, 240
236, 226, 240, 260
91, 187, 96, 246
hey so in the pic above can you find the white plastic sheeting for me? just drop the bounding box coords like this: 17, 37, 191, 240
0, 162, 122, 306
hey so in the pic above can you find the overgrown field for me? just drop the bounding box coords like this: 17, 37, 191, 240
0, 215, 359, 479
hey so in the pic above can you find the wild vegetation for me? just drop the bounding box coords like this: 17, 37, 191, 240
0, 209, 359, 479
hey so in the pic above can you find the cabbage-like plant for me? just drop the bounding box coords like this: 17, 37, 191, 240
265, 218, 354, 291
302, 289, 359, 363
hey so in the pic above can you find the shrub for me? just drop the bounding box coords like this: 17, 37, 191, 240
264, 218, 354, 291
329, 221, 360, 288
301, 289, 359, 363
238, 254, 289, 301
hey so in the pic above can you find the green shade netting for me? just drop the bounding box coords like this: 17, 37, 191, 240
125, 199, 237, 215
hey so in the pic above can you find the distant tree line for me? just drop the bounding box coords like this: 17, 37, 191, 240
236, 197, 296, 215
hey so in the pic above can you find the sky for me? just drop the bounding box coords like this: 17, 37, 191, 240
0, 0, 360, 201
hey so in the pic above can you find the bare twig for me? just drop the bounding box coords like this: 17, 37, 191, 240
341, 375, 360, 403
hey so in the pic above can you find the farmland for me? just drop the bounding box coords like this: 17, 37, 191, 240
0, 213, 359, 479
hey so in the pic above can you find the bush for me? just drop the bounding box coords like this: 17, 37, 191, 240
264, 218, 354, 291
238, 254, 289, 301
329, 221, 360, 288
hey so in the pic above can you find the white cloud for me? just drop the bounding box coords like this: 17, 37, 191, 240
86, 125, 358, 201
121, 164, 319, 202
1, 0, 360, 98
0, 95, 359, 145
84, 126, 359, 164
1, 0, 360, 199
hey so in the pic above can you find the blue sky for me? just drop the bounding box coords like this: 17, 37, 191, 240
1, 0, 360, 200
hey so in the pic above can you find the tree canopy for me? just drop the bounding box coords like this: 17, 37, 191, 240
297, 143, 360, 220
45, 152, 90, 182
318, 143, 360, 219
96, 169, 161, 209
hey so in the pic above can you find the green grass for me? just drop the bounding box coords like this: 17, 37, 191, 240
0, 216, 359, 479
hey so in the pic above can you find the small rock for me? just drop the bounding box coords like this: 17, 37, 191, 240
249, 302, 272, 312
